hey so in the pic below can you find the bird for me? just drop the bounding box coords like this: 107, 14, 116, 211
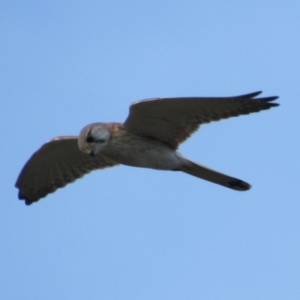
15, 91, 279, 205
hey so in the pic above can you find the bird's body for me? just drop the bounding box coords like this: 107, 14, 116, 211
82, 122, 185, 170
16, 91, 279, 205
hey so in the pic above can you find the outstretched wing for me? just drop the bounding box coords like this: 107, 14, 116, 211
15, 137, 118, 205
123, 91, 279, 149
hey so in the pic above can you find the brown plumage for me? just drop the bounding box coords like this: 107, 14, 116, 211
16, 91, 279, 205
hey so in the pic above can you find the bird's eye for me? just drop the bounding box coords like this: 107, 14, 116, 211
86, 135, 94, 143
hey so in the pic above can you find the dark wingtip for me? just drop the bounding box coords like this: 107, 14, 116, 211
247, 92, 279, 109
259, 95, 280, 109
235, 91, 262, 99
248, 91, 262, 98
268, 102, 280, 107
228, 179, 251, 191
17, 190, 24, 200
260, 95, 279, 102
17, 190, 38, 205
236, 91, 279, 105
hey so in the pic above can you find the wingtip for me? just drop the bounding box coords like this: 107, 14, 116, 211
245, 91, 279, 109
268, 102, 280, 107
17, 188, 43, 205
259, 95, 280, 110
236, 91, 279, 103
236, 91, 262, 99
250, 91, 263, 98
17, 191, 32, 205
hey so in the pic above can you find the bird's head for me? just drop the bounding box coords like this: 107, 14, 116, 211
78, 123, 111, 156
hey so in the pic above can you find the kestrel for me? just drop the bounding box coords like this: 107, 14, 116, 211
16, 91, 279, 205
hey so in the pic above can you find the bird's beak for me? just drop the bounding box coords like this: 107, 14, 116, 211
83, 146, 93, 156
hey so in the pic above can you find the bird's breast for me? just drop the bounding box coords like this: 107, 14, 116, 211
101, 130, 183, 170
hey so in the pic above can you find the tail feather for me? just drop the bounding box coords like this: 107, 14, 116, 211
181, 159, 251, 191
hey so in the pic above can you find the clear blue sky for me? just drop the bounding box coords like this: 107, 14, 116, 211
1, 1, 299, 299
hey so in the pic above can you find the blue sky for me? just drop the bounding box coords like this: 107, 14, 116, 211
1, 1, 299, 299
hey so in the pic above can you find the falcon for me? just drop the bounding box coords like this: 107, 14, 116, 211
16, 91, 279, 205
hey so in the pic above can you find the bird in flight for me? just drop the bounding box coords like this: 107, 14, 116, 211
16, 91, 279, 205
